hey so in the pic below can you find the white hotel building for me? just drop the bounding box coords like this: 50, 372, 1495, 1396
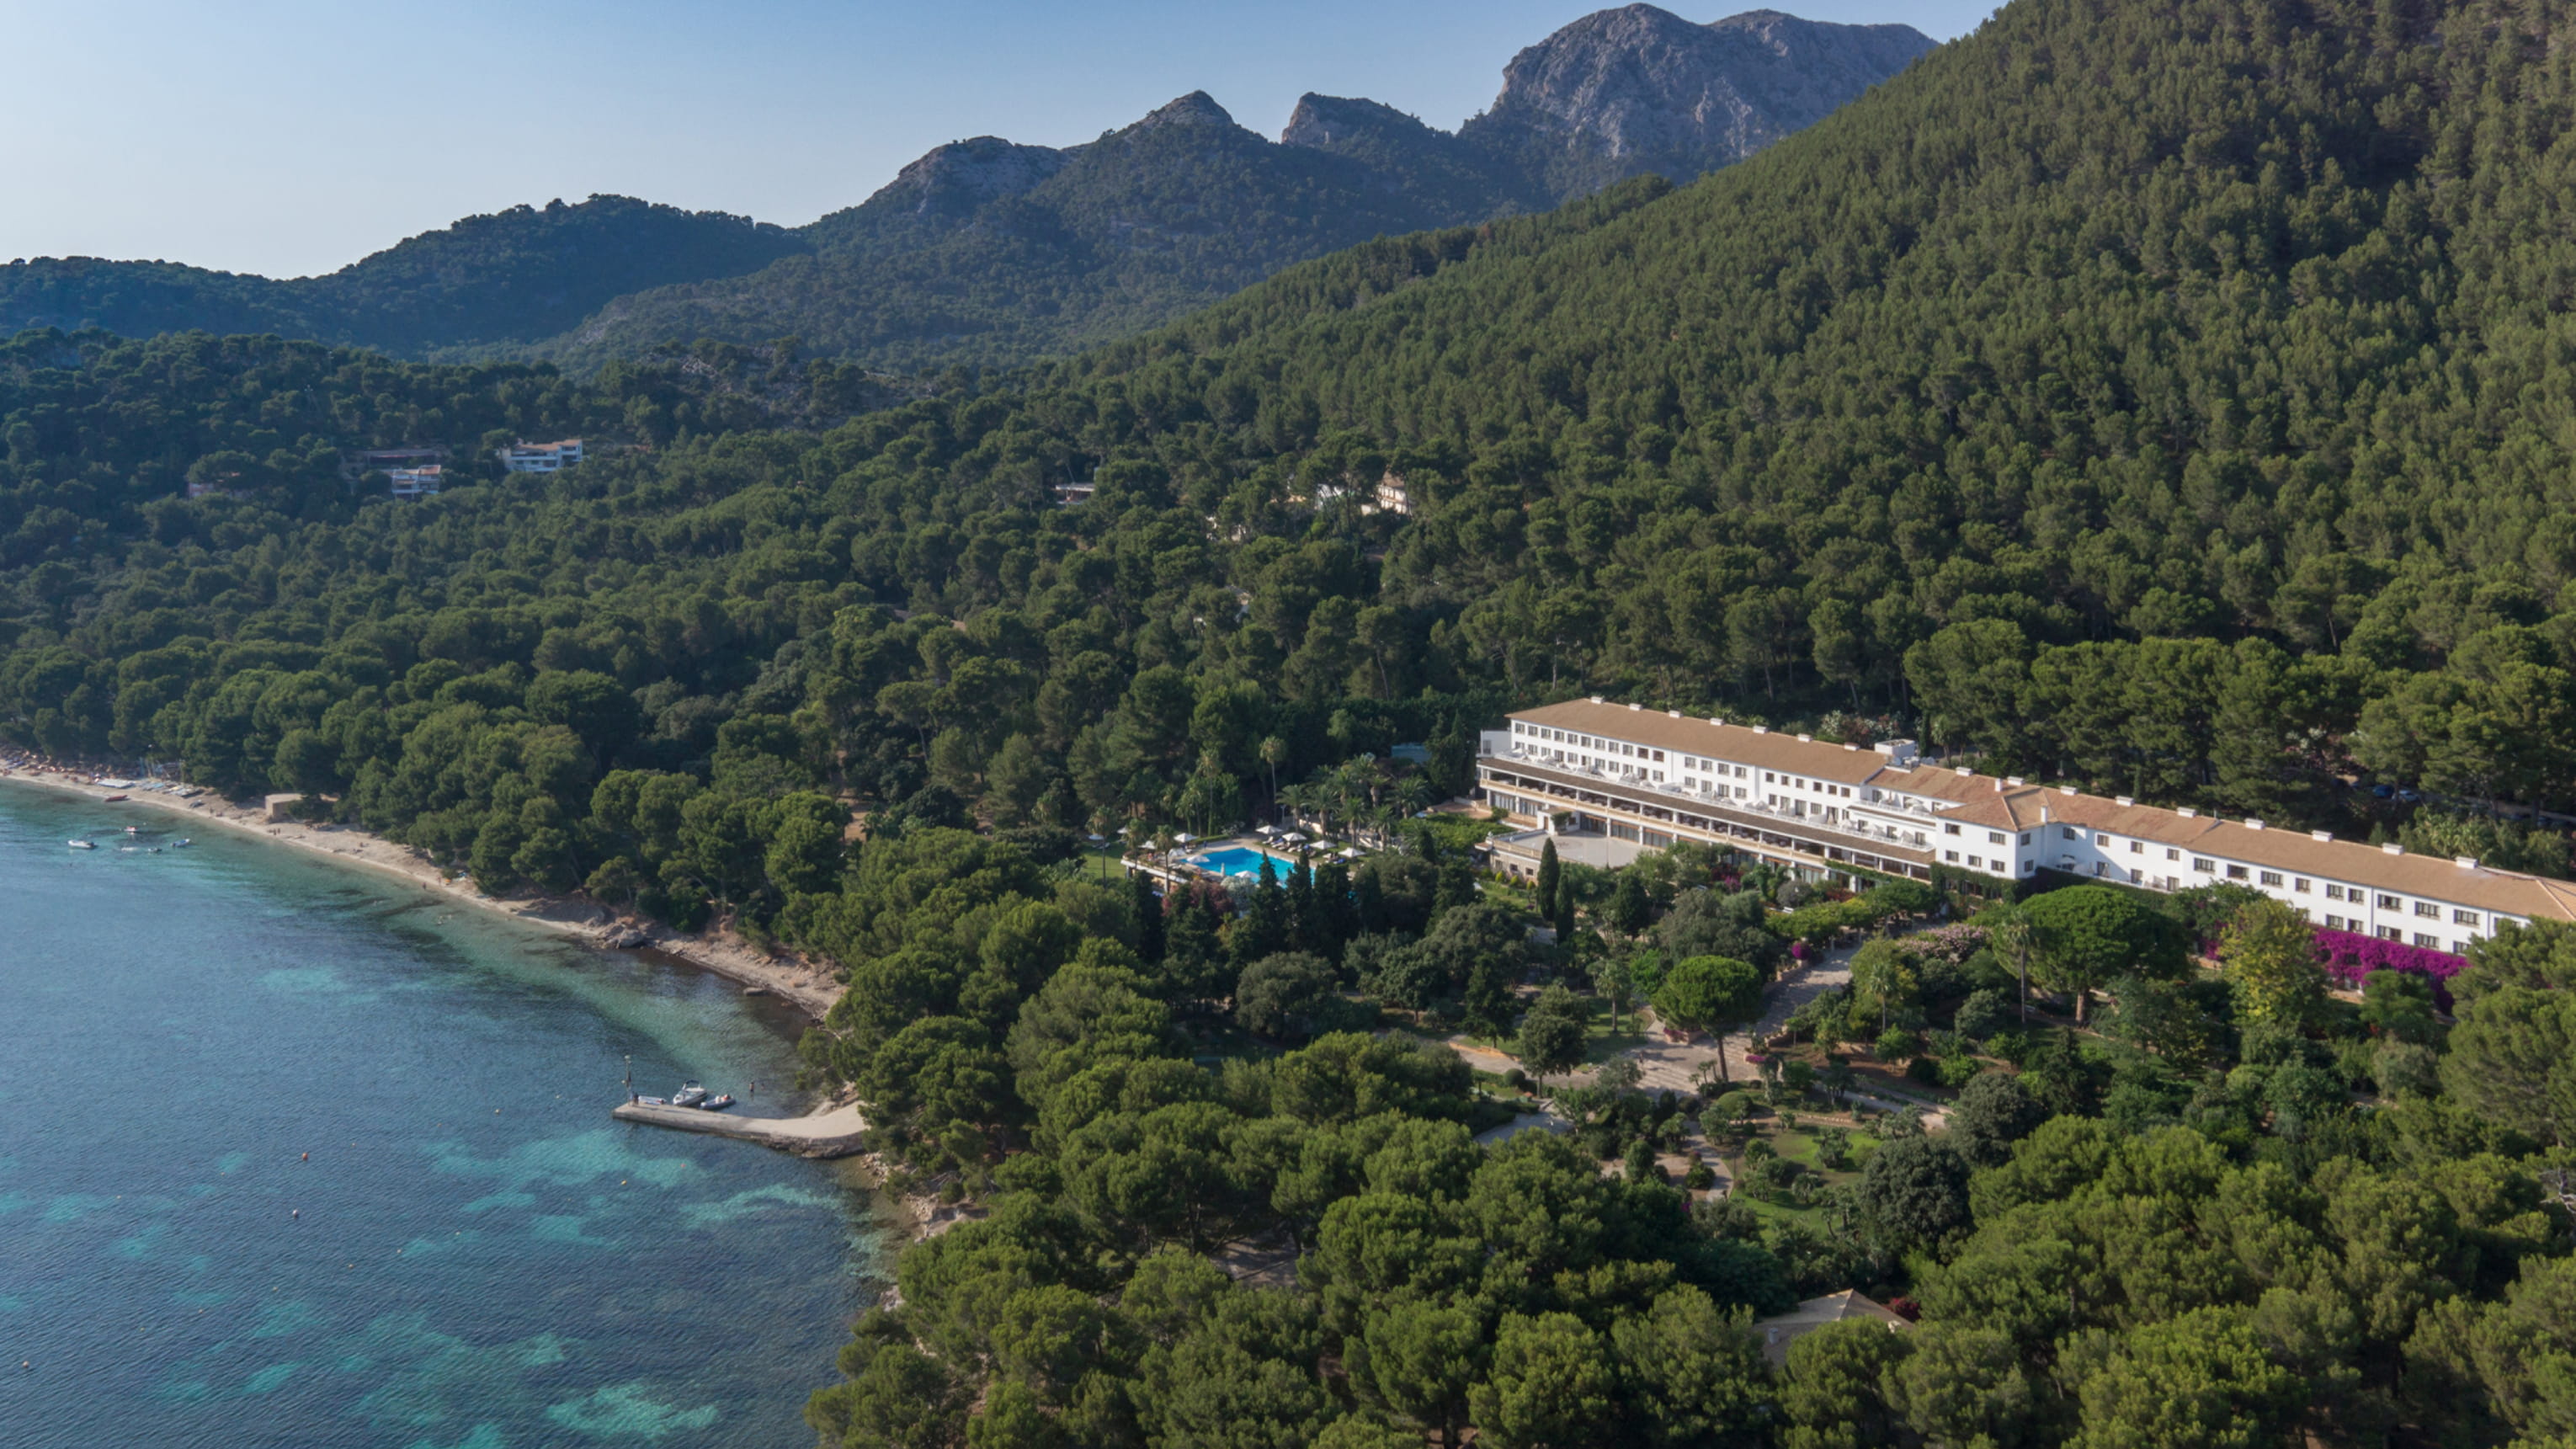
1477, 697, 2576, 954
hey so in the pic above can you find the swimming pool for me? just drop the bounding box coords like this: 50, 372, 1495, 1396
1190, 845, 1296, 878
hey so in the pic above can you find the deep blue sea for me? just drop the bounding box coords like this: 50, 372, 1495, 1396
0, 785, 885, 1448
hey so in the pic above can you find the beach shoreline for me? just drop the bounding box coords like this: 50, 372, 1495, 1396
0, 760, 846, 1020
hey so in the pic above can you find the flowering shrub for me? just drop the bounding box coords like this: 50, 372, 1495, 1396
2310, 927, 2466, 1006
1911, 924, 1990, 962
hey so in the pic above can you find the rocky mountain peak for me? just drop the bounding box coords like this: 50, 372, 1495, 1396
1280, 93, 1434, 151
1464, 4, 1934, 199
1131, 91, 1239, 132
866, 136, 1069, 219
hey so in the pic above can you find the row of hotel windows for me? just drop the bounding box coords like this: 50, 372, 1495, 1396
2015, 823, 2485, 928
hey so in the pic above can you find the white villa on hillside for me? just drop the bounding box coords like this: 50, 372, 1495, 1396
1478, 697, 2576, 953
497, 439, 584, 473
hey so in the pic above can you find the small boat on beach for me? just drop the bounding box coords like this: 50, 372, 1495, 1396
101, 794, 127, 802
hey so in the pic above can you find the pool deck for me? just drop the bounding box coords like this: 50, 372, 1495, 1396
610, 1100, 871, 1159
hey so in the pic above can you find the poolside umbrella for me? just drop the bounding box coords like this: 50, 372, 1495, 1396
1282, 832, 1307, 844
1086, 833, 1106, 844
1256, 824, 1277, 836
1174, 832, 1195, 844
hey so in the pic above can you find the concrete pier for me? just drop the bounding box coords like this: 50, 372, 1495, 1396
611, 1100, 870, 1159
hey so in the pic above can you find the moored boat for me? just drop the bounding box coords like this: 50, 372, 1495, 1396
670, 1082, 710, 1108
701, 1094, 736, 1111
67, 839, 94, 850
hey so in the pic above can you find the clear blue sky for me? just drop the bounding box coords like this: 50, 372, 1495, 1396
3, 0, 1999, 279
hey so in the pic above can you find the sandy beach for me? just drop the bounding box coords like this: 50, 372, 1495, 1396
0, 759, 846, 1020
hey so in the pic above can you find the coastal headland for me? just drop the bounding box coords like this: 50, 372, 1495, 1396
0, 758, 847, 1018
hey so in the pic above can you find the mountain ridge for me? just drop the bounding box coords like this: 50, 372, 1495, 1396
0, 6, 1932, 372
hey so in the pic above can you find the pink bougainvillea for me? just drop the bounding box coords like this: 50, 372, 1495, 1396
2309, 927, 2466, 1006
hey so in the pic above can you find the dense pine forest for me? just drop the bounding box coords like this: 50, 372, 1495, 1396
13, 0, 2576, 1444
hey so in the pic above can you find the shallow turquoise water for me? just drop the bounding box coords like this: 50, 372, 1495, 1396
0, 786, 882, 1447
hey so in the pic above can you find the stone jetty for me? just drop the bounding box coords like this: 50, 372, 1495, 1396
611, 1100, 870, 1159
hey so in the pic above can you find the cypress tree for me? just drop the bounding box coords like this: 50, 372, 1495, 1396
1535, 837, 1562, 919
1285, 856, 1317, 952
1232, 855, 1294, 971
1131, 869, 1166, 963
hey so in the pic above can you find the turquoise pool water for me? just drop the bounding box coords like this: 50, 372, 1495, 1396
1191, 845, 1293, 878
0, 784, 886, 1448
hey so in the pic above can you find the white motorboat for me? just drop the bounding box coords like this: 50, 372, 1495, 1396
67, 840, 94, 850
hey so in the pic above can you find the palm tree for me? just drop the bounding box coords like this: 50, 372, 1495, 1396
1259, 736, 1288, 807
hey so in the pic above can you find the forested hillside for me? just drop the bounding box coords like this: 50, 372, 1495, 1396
0, 196, 803, 356
8, 1, 2576, 1443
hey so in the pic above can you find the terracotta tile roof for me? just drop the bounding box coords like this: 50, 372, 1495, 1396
1510, 700, 1889, 784
1871, 764, 2576, 920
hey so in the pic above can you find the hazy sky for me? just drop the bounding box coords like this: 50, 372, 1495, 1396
3, 0, 1999, 279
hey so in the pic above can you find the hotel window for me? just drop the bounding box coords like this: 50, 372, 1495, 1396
1764, 772, 1775, 783
2226, 865, 2249, 881
2128, 867, 2142, 883
2165, 848, 2181, 861
2020, 833, 2031, 845
2375, 894, 2401, 911
2294, 878, 2311, 893
2192, 857, 2217, 873
2377, 926, 2402, 941
2130, 840, 2143, 854
2455, 909, 2480, 926
1944, 850, 1960, 863
2325, 914, 2346, 930
1988, 832, 2005, 844
2414, 933, 2440, 949
2061, 826, 2078, 840
2259, 871, 2283, 887
2325, 884, 2346, 901
1944, 823, 1961, 836
2456, 940, 2473, 954
1967, 855, 1983, 868
2414, 901, 2440, 918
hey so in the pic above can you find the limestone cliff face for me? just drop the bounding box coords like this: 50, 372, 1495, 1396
861, 136, 1071, 222
1463, 5, 1935, 201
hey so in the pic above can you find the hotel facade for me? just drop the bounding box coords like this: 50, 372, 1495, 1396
1477, 697, 2576, 953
